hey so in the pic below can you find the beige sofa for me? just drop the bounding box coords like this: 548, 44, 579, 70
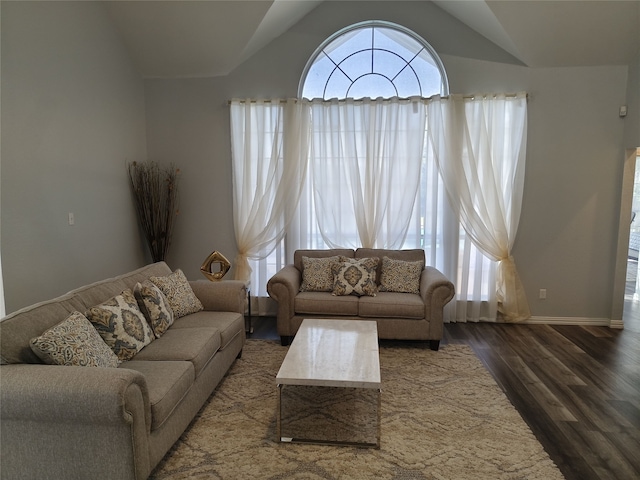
0, 262, 246, 480
267, 248, 455, 350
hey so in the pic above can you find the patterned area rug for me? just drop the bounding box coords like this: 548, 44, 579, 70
151, 340, 564, 480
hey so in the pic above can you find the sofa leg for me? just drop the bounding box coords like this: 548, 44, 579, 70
236, 349, 243, 359
429, 340, 440, 351
280, 336, 291, 347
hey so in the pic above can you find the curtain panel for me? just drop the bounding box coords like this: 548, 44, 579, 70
229, 99, 310, 283
229, 94, 529, 322
426, 93, 530, 321
308, 98, 426, 249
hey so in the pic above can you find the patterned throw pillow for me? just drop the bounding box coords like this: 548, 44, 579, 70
85, 289, 155, 361
30, 311, 119, 367
332, 257, 379, 297
134, 280, 174, 338
299, 256, 341, 292
379, 256, 424, 294
150, 269, 204, 318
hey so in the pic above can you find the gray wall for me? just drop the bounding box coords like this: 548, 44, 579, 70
145, 1, 633, 322
1, 1, 148, 312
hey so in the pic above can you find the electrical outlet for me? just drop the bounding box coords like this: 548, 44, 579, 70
539, 288, 547, 299
68, 212, 75, 225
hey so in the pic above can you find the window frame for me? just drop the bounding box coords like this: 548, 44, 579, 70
298, 20, 450, 100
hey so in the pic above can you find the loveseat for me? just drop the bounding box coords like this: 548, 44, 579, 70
0, 262, 246, 480
267, 248, 455, 350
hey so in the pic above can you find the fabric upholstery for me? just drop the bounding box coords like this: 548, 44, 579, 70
331, 257, 379, 296
295, 291, 359, 316
299, 255, 340, 292
359, 292, 425, 318
132, 327, 221, 377
29, 311, 119, 367
0, 262, 172, 365
120, 360, 195, 431
150, 269, 204, 318
0, 261, 247, 480
85, 289, 155, 361
134, 280, 174, 338
171, 311, 244, 350
268, 248, 455, 346
379, 256, 424, 294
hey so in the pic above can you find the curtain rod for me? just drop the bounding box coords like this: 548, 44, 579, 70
227, 93, 529, 105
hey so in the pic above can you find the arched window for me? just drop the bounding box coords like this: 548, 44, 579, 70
299, 21, 448, 100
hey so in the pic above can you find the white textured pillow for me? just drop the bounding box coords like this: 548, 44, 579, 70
30, 311, 119, 367
150, 269, 204, 318
85, 289, 155, 361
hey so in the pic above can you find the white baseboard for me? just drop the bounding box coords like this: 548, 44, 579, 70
526, 316, 621, 328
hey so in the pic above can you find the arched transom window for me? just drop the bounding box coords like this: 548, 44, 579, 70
300, 21, 449, 100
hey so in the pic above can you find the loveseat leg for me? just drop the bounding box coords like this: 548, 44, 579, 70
280, 336, 291, 346
236, 349, 243, 359
429, 340, 440, 351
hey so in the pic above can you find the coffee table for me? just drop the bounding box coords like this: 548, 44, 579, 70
276, 318, 381, 448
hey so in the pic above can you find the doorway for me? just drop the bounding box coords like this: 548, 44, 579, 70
623, 150, 640, 333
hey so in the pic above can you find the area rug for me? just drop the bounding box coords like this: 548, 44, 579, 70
150, 340, 564, 480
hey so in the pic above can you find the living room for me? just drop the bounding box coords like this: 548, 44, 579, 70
1, 1, 639, 479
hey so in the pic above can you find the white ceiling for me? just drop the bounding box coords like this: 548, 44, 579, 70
105, 0, 640, 79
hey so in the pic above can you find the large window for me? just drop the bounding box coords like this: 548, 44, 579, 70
300, 21, 448, 100
241, 22, 526, 322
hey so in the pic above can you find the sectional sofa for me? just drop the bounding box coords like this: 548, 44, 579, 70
0, 262, 246, 480
267, 248, 455, 350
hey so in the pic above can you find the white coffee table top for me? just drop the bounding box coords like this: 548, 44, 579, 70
276, 319, 381, 389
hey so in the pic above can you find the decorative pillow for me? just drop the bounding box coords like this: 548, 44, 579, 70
134, 280, 174, 338
379, 256, 424, 294
299, 256, 341, 292
150, 269, 204, 318
30, 311, 119, 367
332, 257, 379, 297
85, 289, 155, 361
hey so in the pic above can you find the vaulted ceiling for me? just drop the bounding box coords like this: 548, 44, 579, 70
105, 0, 640, 79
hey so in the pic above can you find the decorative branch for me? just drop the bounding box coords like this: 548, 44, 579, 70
128, 161, 180, 262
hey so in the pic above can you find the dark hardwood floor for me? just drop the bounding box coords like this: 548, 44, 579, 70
248, 313, 640, 480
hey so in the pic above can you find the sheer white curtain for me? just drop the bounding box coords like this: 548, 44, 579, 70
427, 93, 530, 321
229, 99, 310, 283
308, 98, 426, 249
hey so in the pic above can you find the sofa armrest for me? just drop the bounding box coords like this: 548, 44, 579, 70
1, 364, 152, 479
420, 267, 455, 330
1, 364, 150, 426
190, 280, 246, 314
267, 265, 301, 323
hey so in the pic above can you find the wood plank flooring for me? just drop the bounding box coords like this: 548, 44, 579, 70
250, 315, 640, 480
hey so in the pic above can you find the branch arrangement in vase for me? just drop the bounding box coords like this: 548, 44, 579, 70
128, 161, 180, 262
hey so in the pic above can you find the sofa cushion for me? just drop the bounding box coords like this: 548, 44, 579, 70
170, 311, 244, 350
132, 327, 221, 377
134, 281, 174, 338
29, 311, 119, 367
331, 257, 379, 297
358, 292, 425, 319
150, 269, 204, 319
379, 256, 424, 294
85, 289, 155, 362
299, 256, 341, 292
120, 360, 194, 431
295, 292, 359, 316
